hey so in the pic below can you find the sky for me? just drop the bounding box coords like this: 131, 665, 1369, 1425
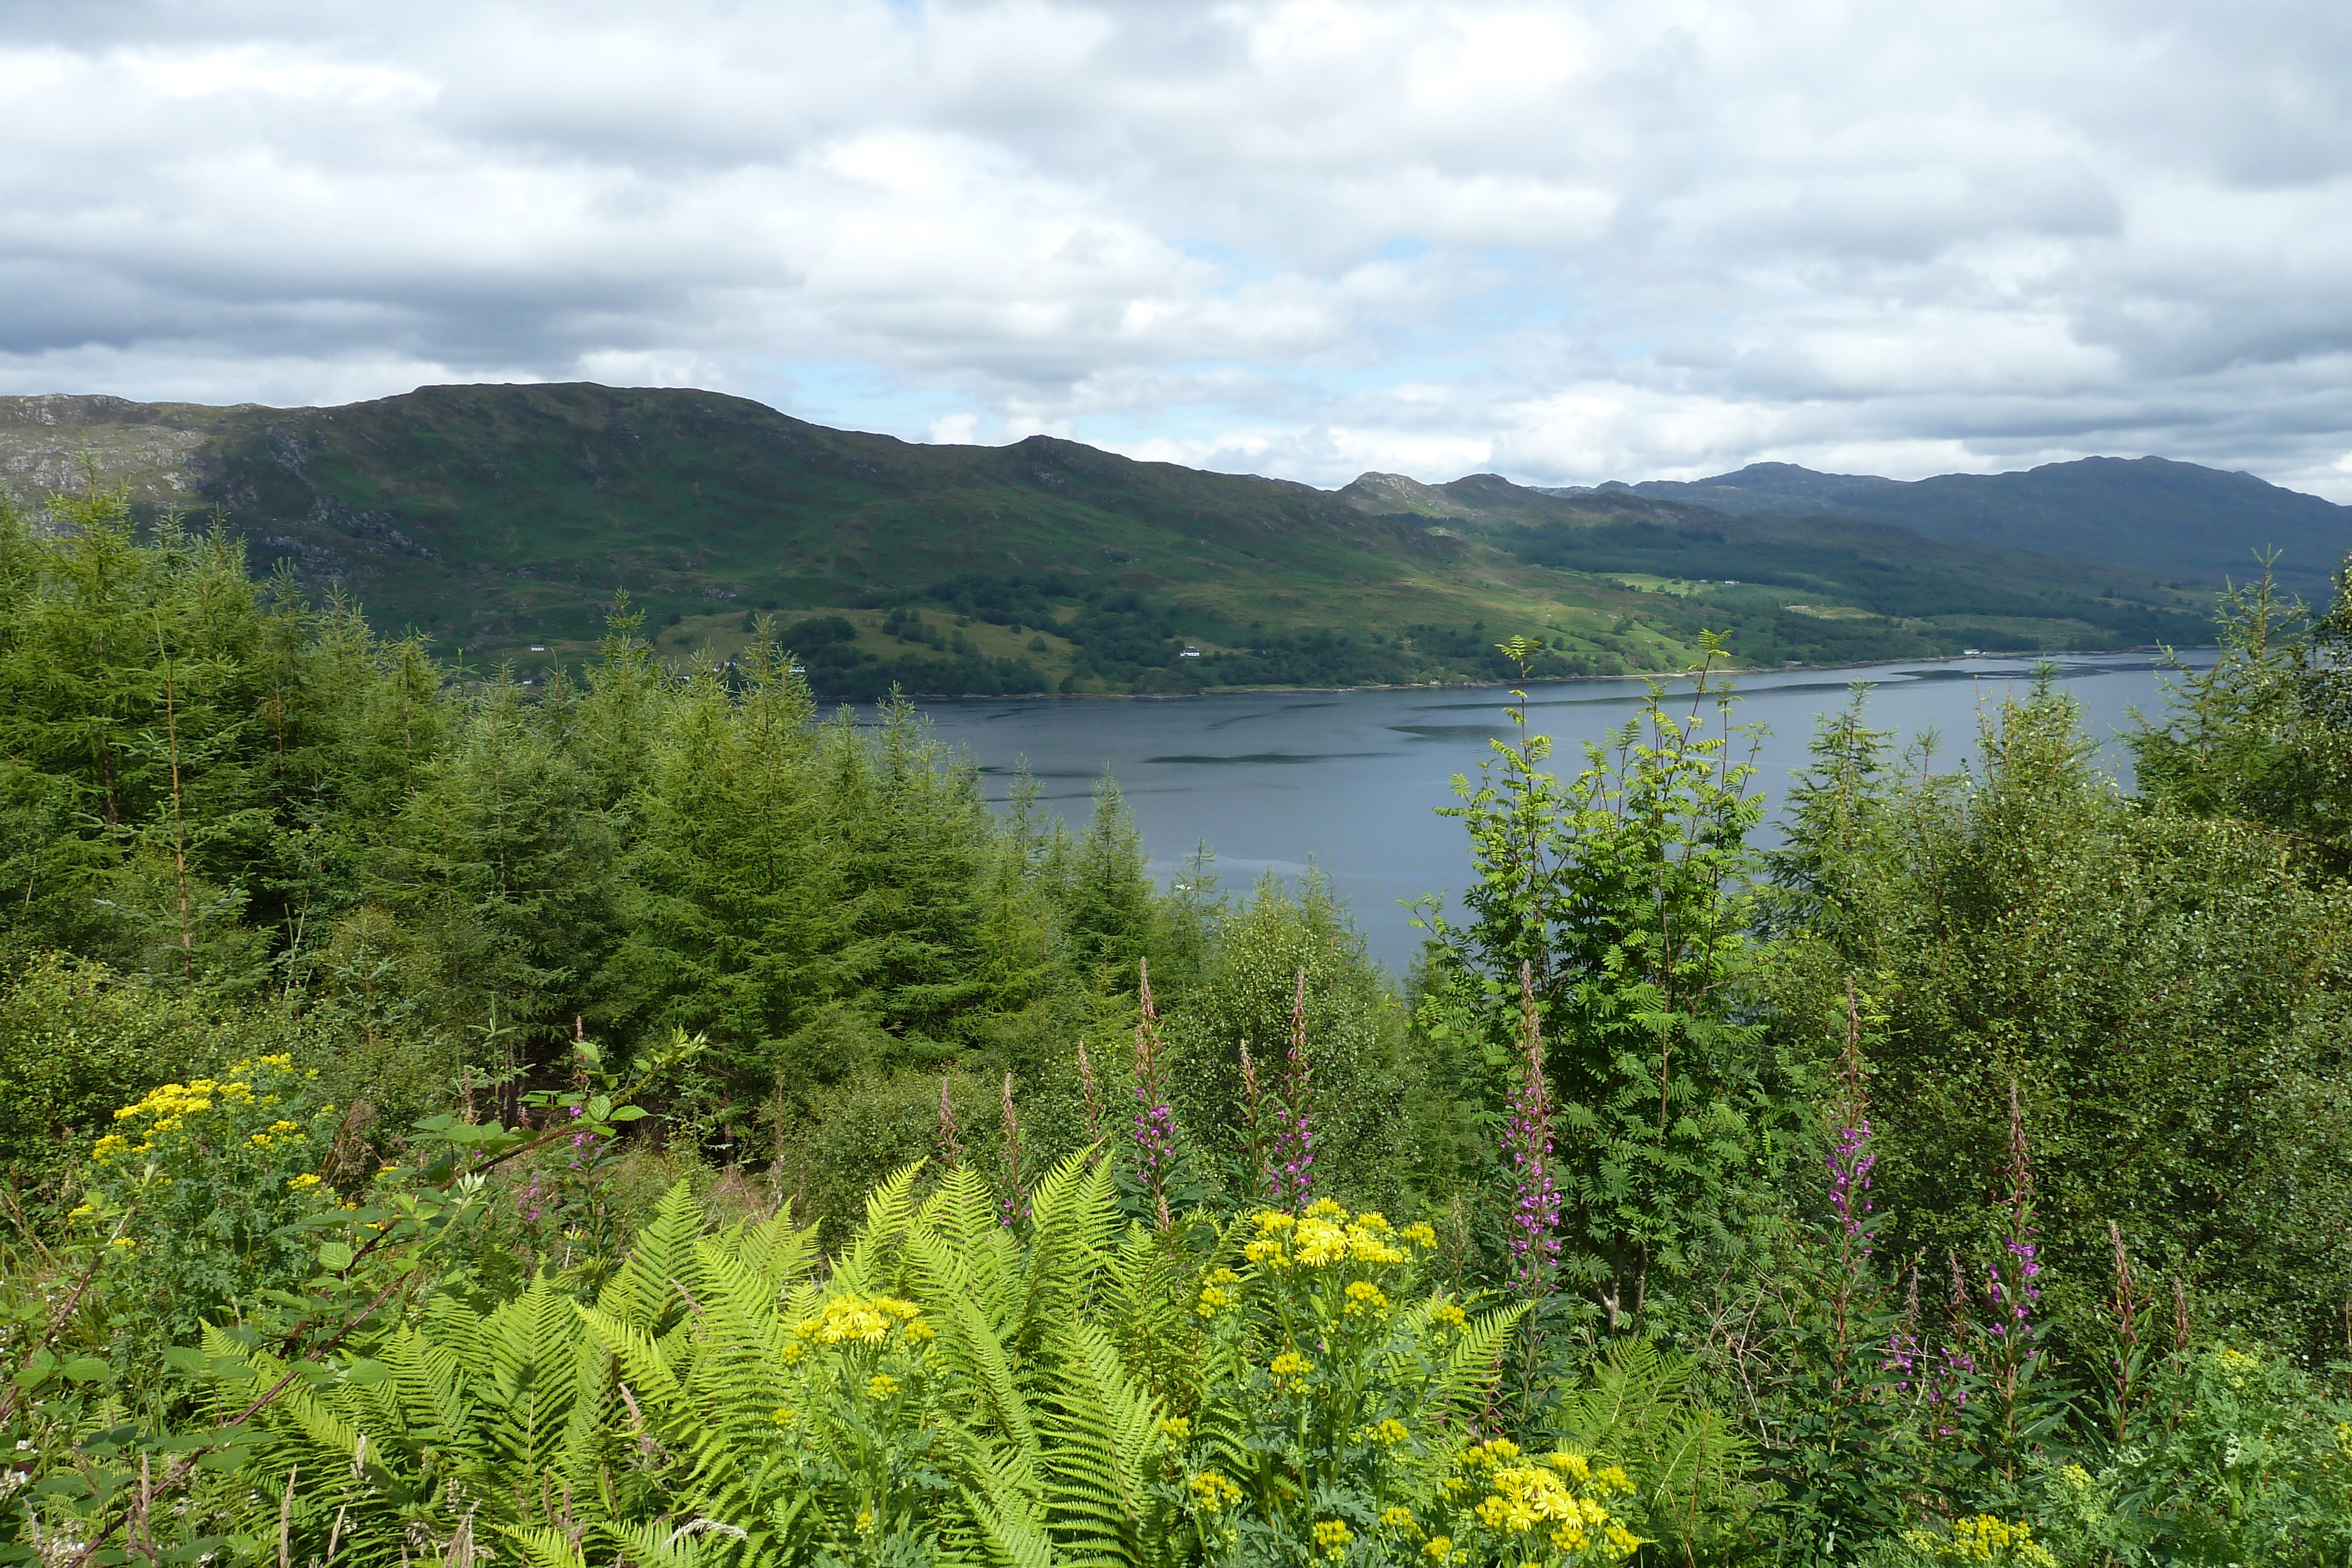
4, 0, 2350, 498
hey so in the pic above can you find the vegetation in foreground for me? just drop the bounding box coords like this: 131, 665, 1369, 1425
4, 481, 2352, 1564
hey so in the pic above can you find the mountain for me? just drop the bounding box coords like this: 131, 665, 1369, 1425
1334, 470, 2213, 664
0, 384, 2219, 694
1561, 457, 2352, 589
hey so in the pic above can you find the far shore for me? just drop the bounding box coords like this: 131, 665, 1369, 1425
827, 644, 2211, 706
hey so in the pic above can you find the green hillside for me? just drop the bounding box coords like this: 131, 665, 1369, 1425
1338, 469, 2216, 663
0, 383, 2217, 694
1606, 456, 2352, 588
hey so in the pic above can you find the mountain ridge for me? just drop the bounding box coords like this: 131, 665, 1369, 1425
1536, 456, 2352, 587
0, 383, 2237, 694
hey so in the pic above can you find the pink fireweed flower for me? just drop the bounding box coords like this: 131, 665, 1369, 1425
1503, 964, 1561, 1295
1132, 959, 1175, 1228
999, 1071, 1030, 1225
1827, 1118, 1876, 1241
937, 1076, 965, 1169
1267, 968, 1314, 1210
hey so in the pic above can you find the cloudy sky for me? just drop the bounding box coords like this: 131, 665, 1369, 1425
5, 0, 2350, 496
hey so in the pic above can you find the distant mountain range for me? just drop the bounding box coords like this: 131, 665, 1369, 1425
1542, 457, 2350, 589
0, 383, 2328, 695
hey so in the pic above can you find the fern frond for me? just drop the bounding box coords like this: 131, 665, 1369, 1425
502, 1524, 589, 1568
966, 1486, 1055, 1568
1036, 1320, 1165, 1566
1425, 1302, 1529, 1417
596, 1179, 703, 1333
834, 1159, 926, 1293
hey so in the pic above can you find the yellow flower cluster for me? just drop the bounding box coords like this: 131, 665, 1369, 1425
1371, 1418, 1409, 1446
1452, 1440, 1641, 1560
1379, 1506, 1415, 1529
98, 1076, 260, 1157
1431, 1300, 1468, 1330
1421, 1536, 1460, 1563
248, 1119, 306, 1151
1401, 1221, 1438, 1248
1245, 1211, 1295, 1268
1242, 1200, 1412, 1268
1291, 1212, 1405, 1268
1900, 1515, 2057, 1567
1197, 1267, 1240, 1318
865, 1373, 900, 1400
796, 1293, 933, 1346
1312, 1519, 1354, 1560
1270, 1349, 1313, 1389
1160, 1416, 1191, 1442
1344, 1280, 1390, 1317
1190, 1471, 1242, 1512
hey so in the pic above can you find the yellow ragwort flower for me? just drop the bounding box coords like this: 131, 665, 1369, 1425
804, 1293, 927, 1345
1189, 1471, 1242, 1513
1312, 1519, 1354, 1560
1294, 1217, 1350, 1267
865, 1373, 900, 1400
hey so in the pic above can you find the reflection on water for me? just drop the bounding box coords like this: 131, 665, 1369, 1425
887, 651, 2217, 972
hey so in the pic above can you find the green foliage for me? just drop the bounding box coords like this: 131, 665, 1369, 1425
1768, 673, 2352, 1359
2018, 1345, 2352, 1566
71, 1052, 346, 1350
2129, 557, 2352, 874
1162, 874, 1422, 1211
1418, 636, 1787, 1333
1545, 1339, 1764, 1564
6, 487, 2352, 1566
0, 955, 309, 1191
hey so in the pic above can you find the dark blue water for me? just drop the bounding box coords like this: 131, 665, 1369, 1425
893, 652, 2217, 972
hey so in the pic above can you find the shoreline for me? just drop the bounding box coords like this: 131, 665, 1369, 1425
821, 644, 2213, 706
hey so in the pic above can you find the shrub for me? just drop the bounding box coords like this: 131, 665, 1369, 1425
72, 1052, 346, 1348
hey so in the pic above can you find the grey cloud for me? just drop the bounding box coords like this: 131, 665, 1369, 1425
0, 0, 2348, 499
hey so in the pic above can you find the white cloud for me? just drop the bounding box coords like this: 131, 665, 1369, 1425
1, 0, 2348, 500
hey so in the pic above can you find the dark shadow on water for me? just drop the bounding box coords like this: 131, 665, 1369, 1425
1390, 723, 1518, 741
1144, 751, 1402, 765
1206, 701, 1340, 730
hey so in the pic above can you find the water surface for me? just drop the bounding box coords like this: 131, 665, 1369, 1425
893, 652, 2217, 972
